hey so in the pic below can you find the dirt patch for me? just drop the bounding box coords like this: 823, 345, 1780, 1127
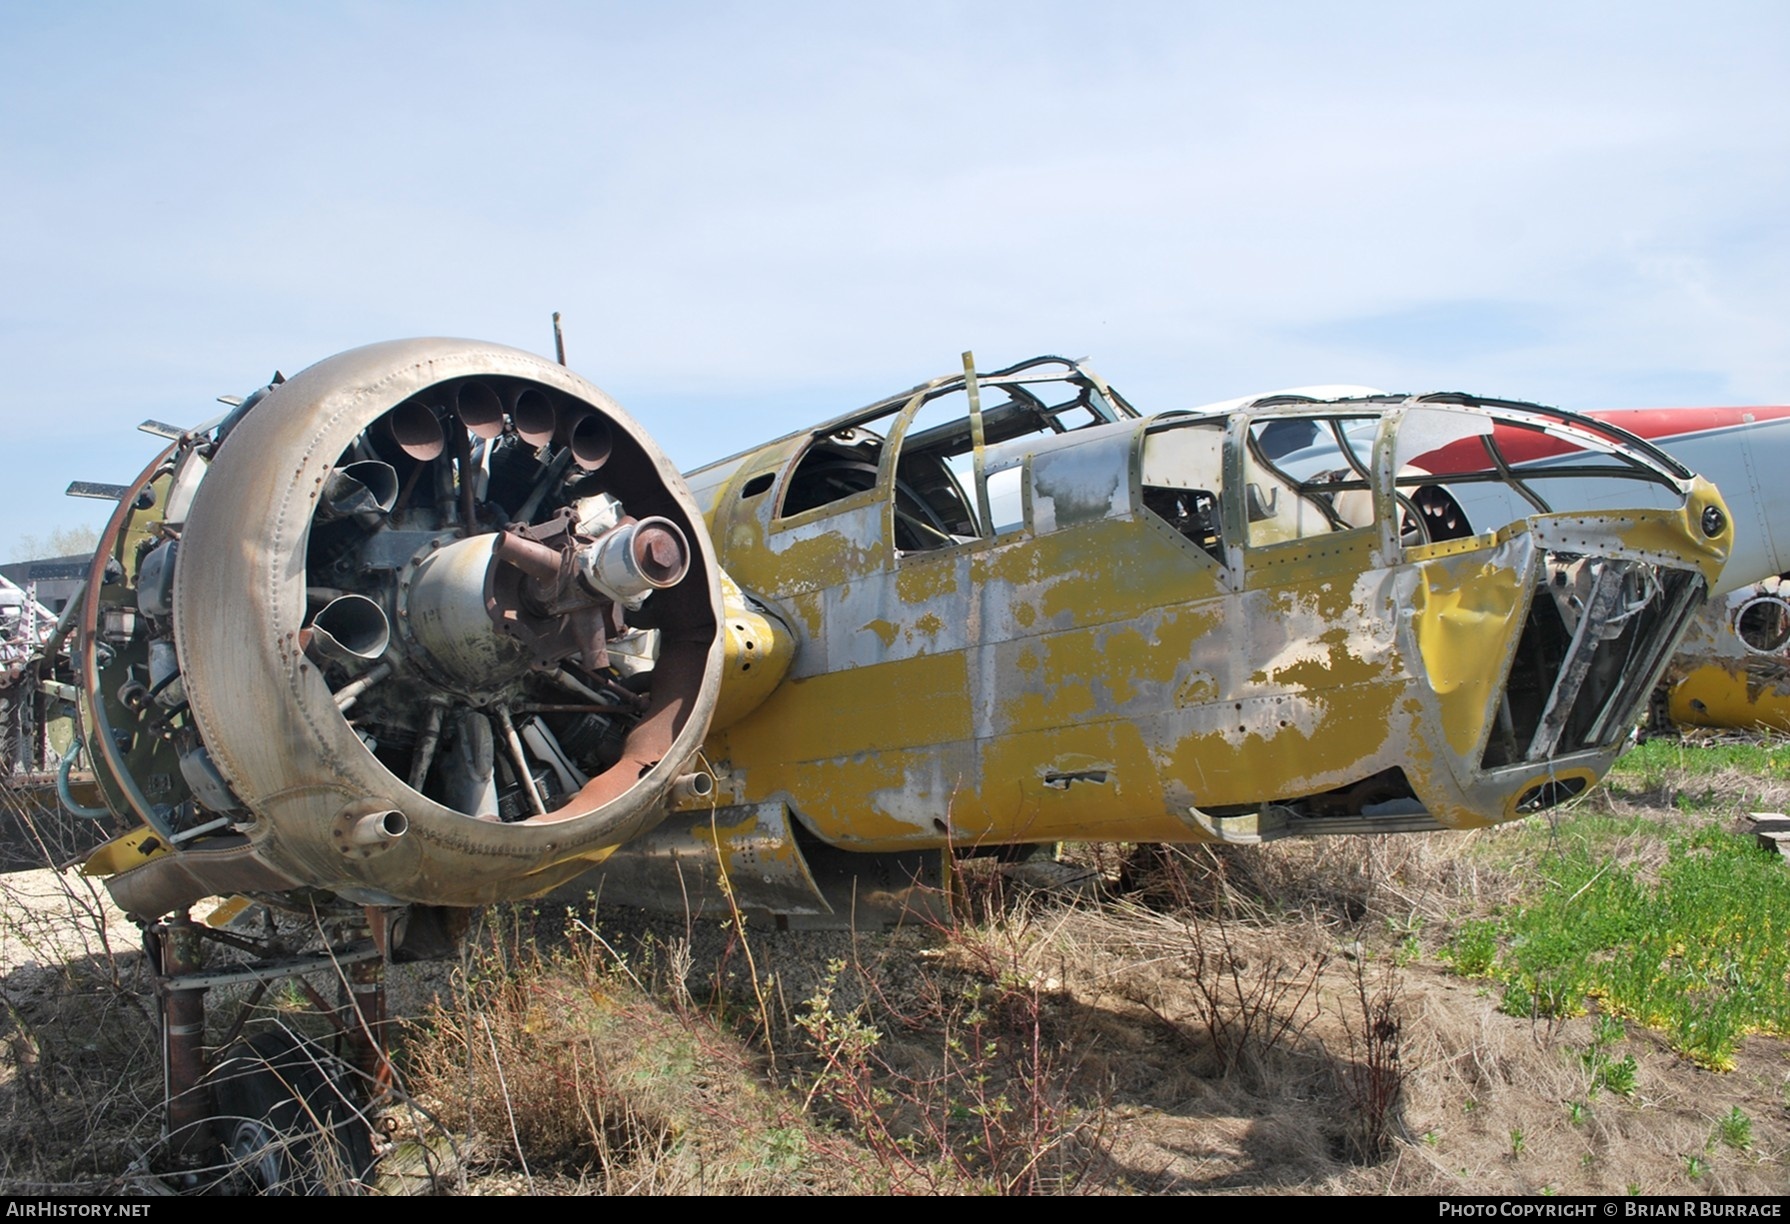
2, 773, 1788, 1194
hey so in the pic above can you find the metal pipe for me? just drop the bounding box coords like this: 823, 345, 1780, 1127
408, 702, 446, 790
493, 530, 564, 584
383, 400, 445, 462
553, 666, 643, 708
670, 771, 715, 804
346, 955, 390, 1091
551, 667, 610, 704
158, 916, 213, 1155
559, 409, 612, 471
455, 381, 506, 440
514, 702, 618, 713
515, 449, 573, 523
334, 662, 393, 713
509, 387, 557, 450
56, 740, 113, 821
315, 460, 399, 528
452, 416, 478, 536
492, 704, 546, 816
345, 807, 408, 848
168, 816, 232, 844
306, 594, 391, 671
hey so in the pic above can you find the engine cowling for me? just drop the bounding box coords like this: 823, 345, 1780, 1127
84, 339, 722, 913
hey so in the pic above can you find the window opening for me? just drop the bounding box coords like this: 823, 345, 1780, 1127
1140, 421, 1226, 564
1242, 415, 1377, 546
780, 426, 888, 520
893, 358, 1130, 553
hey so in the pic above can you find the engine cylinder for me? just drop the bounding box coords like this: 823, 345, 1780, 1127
150, 339, 723, 909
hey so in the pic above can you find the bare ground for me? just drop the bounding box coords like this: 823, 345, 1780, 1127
1, 777, 1787, 1195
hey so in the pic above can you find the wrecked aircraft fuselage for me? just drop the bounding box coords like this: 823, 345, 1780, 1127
5, 345, 1730, 925
0, 341, 1737, 1178
612, 366, 1730, 914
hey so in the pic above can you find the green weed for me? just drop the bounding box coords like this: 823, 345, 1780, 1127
1447, 826, 1790, 1069
1445, 920, 1499, 978
1717, 1106, 1753, 1152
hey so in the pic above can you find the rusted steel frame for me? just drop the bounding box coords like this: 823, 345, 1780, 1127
186, 921, 281, 957
296, 977, 352, 1037
213, 980, 272, 1054
143, 944, 382, 992
154, 916, 213, 1153
343, 956, 390, 1090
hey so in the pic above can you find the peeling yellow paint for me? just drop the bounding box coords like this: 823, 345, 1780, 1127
896, 557, 961, 603
861, 618, 900, 649
1668, 664, 1790, 729
711, 572, 798, 732
1409, 548, 1526, 758
681, 386, 1732, 862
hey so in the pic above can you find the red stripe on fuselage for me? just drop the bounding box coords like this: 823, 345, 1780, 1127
1417, 405, 1790, 472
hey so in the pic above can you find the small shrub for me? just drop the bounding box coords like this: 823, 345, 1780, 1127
1446, 920, 1499, 977
1337, 956, 1404, 1163
1717, 1106, 1753, 1152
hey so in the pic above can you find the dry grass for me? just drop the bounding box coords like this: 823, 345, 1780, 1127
4, 736, 1790, 1194
0, 791, 163, 1194
400, 909, 838, 1194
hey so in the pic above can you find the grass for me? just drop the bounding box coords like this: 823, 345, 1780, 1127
1612, 736, 1790, 783
400, 913, 825, 1194
7, 730, 1790, 1195
1717, 1106, 1753, 1152
396, 893, 1117, 1194
1442, 821, 1790, 1069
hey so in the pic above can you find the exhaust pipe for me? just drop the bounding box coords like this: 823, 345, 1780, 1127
315, 460, 399, 529
557, 406, 614, 471
454, 381, 506, 440
509, 386, 557, 449
305, 594, 391, 672
382, 400, 445, 462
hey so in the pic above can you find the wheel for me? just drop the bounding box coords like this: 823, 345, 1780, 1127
208, 1029, 375, 1195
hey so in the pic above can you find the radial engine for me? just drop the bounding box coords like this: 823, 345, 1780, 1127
74, 339, 726, 921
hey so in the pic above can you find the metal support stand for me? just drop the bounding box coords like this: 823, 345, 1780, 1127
154, 913, 213, 1155
345, 934, 390, 1093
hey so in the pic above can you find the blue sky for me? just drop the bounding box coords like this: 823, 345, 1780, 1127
3, 1, 1786, 549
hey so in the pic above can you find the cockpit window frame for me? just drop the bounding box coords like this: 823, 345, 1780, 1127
768, 356, 1139, 557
